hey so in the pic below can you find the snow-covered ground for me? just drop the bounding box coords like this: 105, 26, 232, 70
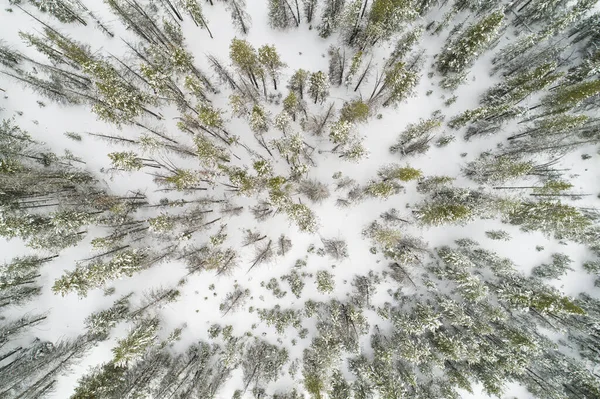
0, 1, 598, 398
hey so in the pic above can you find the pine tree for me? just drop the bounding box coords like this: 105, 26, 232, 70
230, 38, 262, 90
29, 0, 87, 25
303, 0, 318, 23
370, 61, 420, 106
225, 0, 251, 34
389, 116, 442, 156
289, 69, 309, 99
414, 188, 504, 226
0, 255, 56, 308
318, 0, 347, 38
328, 45, 346, 86
112, 317, 161, 367
532, 253, 573, 280
462, 153, 554, 184
437, 11, 504, 76
481, 62, 563, 107
0, 335, 92, 399
178, 0, 213, 37
308, 71, 330, 104
507, 200, 593, 242
269, 0, 300, 29
541, 79, 600, 113
241, 339, 289, 391
360, 0, 418, 48
85, 294, 132, 340
258, 45, 287, 90
340, 99, 369, 123
52, 248, 154, 297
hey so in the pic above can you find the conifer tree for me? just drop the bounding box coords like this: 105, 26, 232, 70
507, 200, 593, 242
303, 0, 318, 23
112, 317, 161, 367
258, 45, 287, 90
269, 0, 300, 29
540, 79, 600, 113
308, 71, 330, 104
225, 0, 251, 34
178, 0, 213, 37
390, 116, 442, 156
0, 335, 92, 399
52, 247, 158, 297
437, 10, 504, 78
242, 339, 289, 391
230, 38, 262, 90
289, 69, 309, 99
0, 255, 56, 308
318, 0, 347, 38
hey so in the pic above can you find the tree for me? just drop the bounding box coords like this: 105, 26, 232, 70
462, 153, 556, 184
178, 0, 213, 37
52, 248, 154, 297
316, 270, 335, 293
225, 0, 251, 34
268, 0, 300, 29
289, 69, 309, 99
322, 237, 349, 260
0, 255, 56, 308
85, 294, 132, 340
258, 45, 287, 90
156, 341, 230, 398
357, 0, 418, 49
414, 188, 504, 226
0, 335, 92, 399
532, 253, 573, 280
541, 79, 600, 113
0, 314, 48, 349
437, 11, 504, 76
507, 200, 593, 241
230, 38, 262, 89
390, 116, 442, 156
241, 339, 288, 391
303, 0, 318, 23
318, 0, 346, 38
298, 179, 330, 203
308, 71, 330, 104
219, 286, 250, 316
377, 164, 422, 181
370, 61, 420, 106
28, 0, 87, 25
340, 100, 369, 123
286, 203, 318, 232
112, 317, 161, 367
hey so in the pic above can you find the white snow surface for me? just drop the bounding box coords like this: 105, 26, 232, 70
0, 1, 598, 398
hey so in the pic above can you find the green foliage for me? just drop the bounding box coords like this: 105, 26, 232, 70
340, 100, 370, 123
382, 62, 419, 106
108, 151, 143, 171
258, 44, 287, 89
378, 164, 422, 181
286, 203, 318, 232
438, 10, 504, 75
53, 248, 149, 297
230, 38, 260, 76
508, 201, 593, 241
542, 79, 600, 112
112, 317, 160, 367
308, 71, 330, 104
316, 270, 335, 293
532, 253, 573, 280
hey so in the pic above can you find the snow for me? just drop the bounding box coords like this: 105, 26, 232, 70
0, 1, 599, 398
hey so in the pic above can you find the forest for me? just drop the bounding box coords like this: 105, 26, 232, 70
0, 0, 599, 398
